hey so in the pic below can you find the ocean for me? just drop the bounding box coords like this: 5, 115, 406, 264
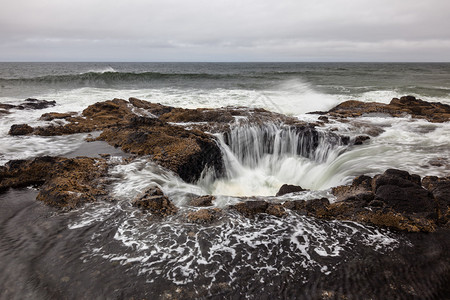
0, 62, 449, 299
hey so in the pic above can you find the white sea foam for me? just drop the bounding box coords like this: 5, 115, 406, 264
71, 208, 402, 289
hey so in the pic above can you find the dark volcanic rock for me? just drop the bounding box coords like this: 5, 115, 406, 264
332, 175, 372, 202
190, 195, 216, 207
422, 176, 450, 226
132, 187, 178, 217
353, 135, 370, 145
18, 98, 56, 110
276, 184, 306, 196
327, 96, 450, 123
326, 169, 440, 232
8, 124, 34, 136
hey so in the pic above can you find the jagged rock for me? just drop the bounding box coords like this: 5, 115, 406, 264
97, 116, 223, 183
0, 103, 15, 110
17, 98, 56, 110
39, 112, 75, 121
8, 124, 34, 135
128, 97, 175, 116
232, 200, 268, 217
266, 203, 287, 217
276, 184, 306, 196
318, 116, 329, 123
332, 175, 372, 202
36, 158, 108, 209
353, 135, 370, 145
232, 200, 286, 218
187, 208, 222, 224
33, 98, 135, 136
132, 187, 178, 217
370, 169, 433, 217
327, 169, 440, 232
282, 198, 330, 217
190, 195, 215, 207
160, 107, 235, 123
422, 176, 450, 226
0, 156, 108, 209
0, 156, 63, 191
327, 96, 450, 123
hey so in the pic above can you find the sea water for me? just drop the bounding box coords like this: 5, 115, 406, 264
0, 62, 449, 299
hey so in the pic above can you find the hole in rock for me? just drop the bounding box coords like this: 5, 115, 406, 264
198, 124, 349, 197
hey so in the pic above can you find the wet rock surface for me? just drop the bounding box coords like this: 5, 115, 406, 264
0, 156, 108, 210
327, 169, 443, 232
190, 195, 215, 207
232, 200, 286, 218
1, 98, 57, 111
230, 169, 446, 232
326, 95, 450, 123
8, 124, 34, 135
276, 184, 306, 196
187, 208, 223, 224
132, 186, 178, 217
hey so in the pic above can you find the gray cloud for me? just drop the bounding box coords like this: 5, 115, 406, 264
1, 0, 450, 61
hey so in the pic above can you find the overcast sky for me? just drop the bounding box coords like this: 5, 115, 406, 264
1, 0, 450, 62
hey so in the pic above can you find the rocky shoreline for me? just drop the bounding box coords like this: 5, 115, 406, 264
1, 96, 449, 233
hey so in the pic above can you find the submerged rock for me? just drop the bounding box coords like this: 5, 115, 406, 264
132, 186, 178, 217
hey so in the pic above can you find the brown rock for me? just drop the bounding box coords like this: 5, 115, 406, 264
0, 156, 108, 209
36, 157, 108, 209
40, 112, 75, 121
266, 203, 286, 217
232, 200, 269, 218
8, 124, 34, 135
232, 200, 286, 218
0, 156, 62, 191
332, 175, 372, 202
128, 97, 175, 116
283, 198, 329, 217
190, 195, 215, 207
327, 96, 450, 123
132, 187, 178, 217
97, 116, 223, 183
276, 184, 306, 196
187, 208, 222, 224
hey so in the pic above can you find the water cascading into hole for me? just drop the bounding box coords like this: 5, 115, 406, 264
199, 123, 350, 196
